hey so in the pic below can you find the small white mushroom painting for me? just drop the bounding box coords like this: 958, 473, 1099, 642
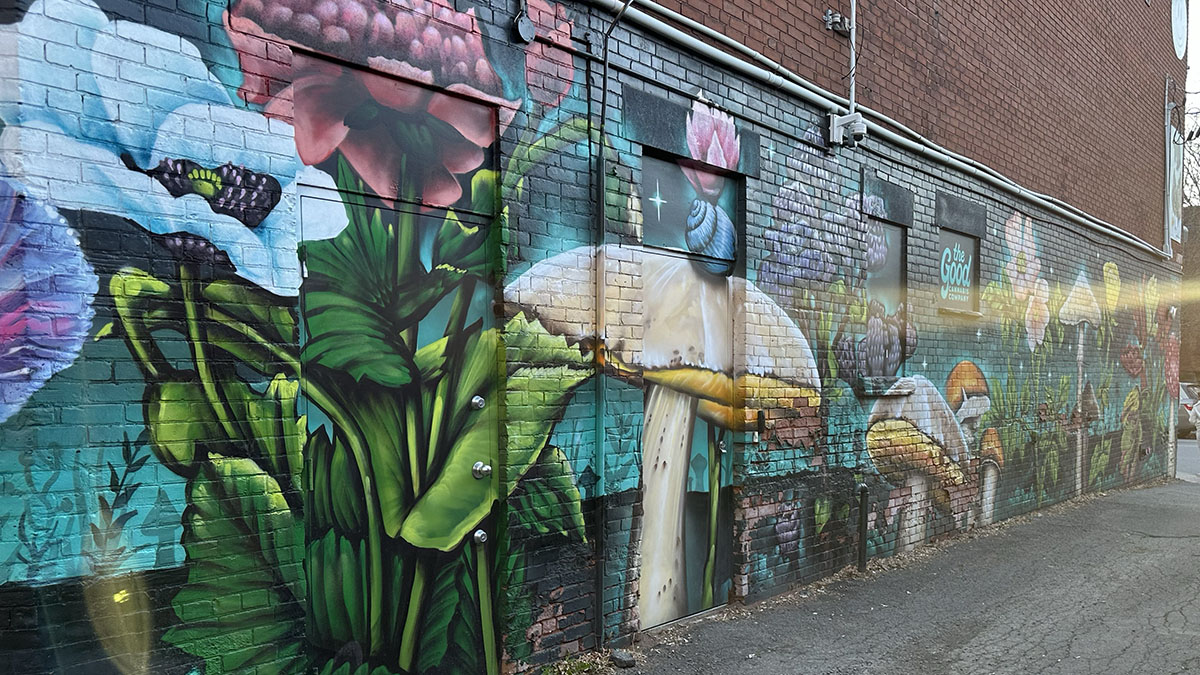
866, 376, 974, 553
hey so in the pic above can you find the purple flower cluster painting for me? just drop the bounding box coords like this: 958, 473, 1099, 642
0, 179, 98, 423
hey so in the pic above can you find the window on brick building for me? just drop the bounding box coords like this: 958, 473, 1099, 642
864, 218, 909, 378
934, 192, 986, 315
640, 153, 739, 276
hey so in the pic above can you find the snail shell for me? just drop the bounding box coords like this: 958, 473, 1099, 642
685, 199, 736, 276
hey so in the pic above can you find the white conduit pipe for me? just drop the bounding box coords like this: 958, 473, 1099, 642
589, 0, 1169, 259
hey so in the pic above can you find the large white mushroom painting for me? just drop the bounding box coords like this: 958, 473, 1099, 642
505, 243, 821, 626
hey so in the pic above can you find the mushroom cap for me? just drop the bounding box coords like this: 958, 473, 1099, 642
869, 375, 970, 463
643, 252, 732, 371
945, 360, 988, 411
734, 276, 821, 388
504, 244, 737, 372
505, 244, 823, 439
866, 418, 967, 505
955, 394, 992, 427
504, 243, 821, 389
979, 427, 1004, 468
503, 244, 599, 343
1059, 270, 1101, 327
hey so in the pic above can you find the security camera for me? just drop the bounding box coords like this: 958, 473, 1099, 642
829, 112, 868, 147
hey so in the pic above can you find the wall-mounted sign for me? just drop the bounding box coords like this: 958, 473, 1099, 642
1167, 123, 1184, 249
938, 229, 978, 312
935, 192, 984, 313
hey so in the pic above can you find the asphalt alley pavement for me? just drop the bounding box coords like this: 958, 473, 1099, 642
631, 475, 1200, 675
1176, 438, 1200, 483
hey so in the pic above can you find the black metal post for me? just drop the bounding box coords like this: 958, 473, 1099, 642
856, 483, 869, 572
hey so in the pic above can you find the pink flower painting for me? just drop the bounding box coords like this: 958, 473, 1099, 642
683, 100, 740, 199
226, 0, 518, 206
1004, 212, 1042, 303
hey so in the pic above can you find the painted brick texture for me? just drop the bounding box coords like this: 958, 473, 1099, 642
0, 0, 1184, 673
651, 0, 1188, 244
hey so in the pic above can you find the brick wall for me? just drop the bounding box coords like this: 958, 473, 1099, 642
0, 0, 1182, 673
651, 0, 1187, 244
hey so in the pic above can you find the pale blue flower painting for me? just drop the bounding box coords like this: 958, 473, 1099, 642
0, 0, 347, 296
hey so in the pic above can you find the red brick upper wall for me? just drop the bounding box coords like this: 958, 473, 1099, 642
651, 0, 1187, 244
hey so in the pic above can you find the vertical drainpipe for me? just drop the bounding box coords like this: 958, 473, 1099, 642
592, 0, 636, 648
848, 0, 857, 115
1164, 77, 1180, 477
1165, 76, 1176, 258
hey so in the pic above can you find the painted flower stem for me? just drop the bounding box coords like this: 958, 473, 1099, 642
398, 558, 429, 672
701, 426, 723, 609
427, 277, 478, 472
406, 402, 424, 498
179, 268, 240, 442
476, 540, 499, 675
111, 273, 171, 379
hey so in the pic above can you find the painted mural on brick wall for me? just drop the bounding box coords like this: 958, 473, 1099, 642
0, 0, 594, 672
0, 0, 1180, 672
744, 135, 1177, 582
505, 100, 823, 631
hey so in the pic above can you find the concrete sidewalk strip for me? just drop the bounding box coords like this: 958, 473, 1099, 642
605, 480, 1200, 675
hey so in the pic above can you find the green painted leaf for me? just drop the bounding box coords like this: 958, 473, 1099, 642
399, 411, 495, 551
306, 529, 368, 647
504, 365, 593, 486
220, 374, 305, 497
499, 544, 533, 664
511, 446, 587, 541
349, 384, 412, 538
313, 663, 395, 675
415, 336, 449, 381
203, 279, 295, 345
432, 210, 488, 278
145, 378, 221, 478
302, 178, 456, 387
418, 545, 484, 675
417, 555, 465, 672
400, 315, 592, 551
164, 455, 306, 674
503, 313, 590, 370
814, 497, 831, 535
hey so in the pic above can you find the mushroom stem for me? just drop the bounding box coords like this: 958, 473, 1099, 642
701, 426, 724, 610
1075, 326, 1086, 497
979, 461, 1000, 526
638, 384, 697, 627
899, 474, 929, 553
